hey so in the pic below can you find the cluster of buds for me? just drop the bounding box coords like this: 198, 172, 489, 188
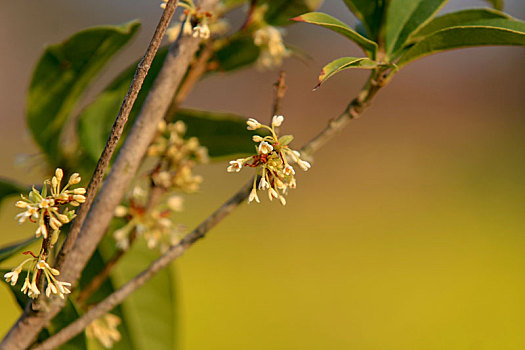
163, 0, 212, 41
227, 115, 311, 205
113, 195, 186, 253
253, 26, 290, 70
4, 255, 71, 299
86, 313, 122, 349
4, 168, 84, 299
148, 120, 208, 193
14, 168, 85, 245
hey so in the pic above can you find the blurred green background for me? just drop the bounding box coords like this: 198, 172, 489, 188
1, 1, 524, 349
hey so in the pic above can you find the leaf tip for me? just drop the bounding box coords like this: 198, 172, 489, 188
290, 15, 305, 23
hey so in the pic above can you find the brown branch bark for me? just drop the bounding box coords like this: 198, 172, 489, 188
0, 0, 220, 348
34, 68, 392, 349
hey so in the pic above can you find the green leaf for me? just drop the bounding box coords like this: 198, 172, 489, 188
315, 57, 389, 89
291, 12, 378, 58
171, 108, 269, 159
278, 135, 294, 146
0, 272, 87, 349
98, 237, 177, 350
484, 0, 504, 10
385, 0, 448, 58
407, 8, 511, 43
0, 178, 26, 205
79, 245, 136, 350
27, 21, 140, 163
261, 0, 323, 26
397, 18, 525, 67
77, 47, 168, 163
342, 0, 386, 41
213, 36, 261, 72
0, 237, 37, 263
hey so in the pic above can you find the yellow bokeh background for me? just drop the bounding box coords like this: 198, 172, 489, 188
0, 1, 524, 349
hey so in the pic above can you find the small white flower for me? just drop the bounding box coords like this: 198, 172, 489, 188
278, 195, 286, 206
258, 177, 269, 190
69, 173, 81, 184
252, 135, 264, 142
258, 141, 273, 155
4, 271, 19, 286
297, 159, 311, 171
167, 195, 184, 212
227, 159, 244, 173
248, 188, 260, 203
246, 118, 262, 130
114, 206, 128, 218
283, 164, 295, 176
268, 187, 279, 201
192, 24, 210, 39
272, 115, 284, 127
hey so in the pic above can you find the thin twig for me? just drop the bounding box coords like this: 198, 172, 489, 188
35, 68, 392, 350
272, 71, 287, 117
0, 1, 187, 349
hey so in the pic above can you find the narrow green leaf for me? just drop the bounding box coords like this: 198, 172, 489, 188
261, 0, 323, 26
170, 108, 270, 159
385, 0, 448, 58
291, 12, 378, 57
397, 18, 525, 67
0, 237, 37, 263
484, 0, 504, 10
342, 0, 386, 40
407, 8, 511, 43
27, 21, 140, 162
316, 57, 389, 89
279, 135, 294, 146
0, 178, 26, 205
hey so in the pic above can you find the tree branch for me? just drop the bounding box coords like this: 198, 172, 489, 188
0, 0, 216, 348
34, 68, 393, 349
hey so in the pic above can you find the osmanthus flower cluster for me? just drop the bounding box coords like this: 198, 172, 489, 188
86, 313, 122, 349
228, 115, 311, 205
4, 168, 86, 299
253, 26, 290, 70
163, 0, 212, 41
113, 195, 186, 253
113, 121, 206, 252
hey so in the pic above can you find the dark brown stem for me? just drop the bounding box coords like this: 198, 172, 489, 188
272, 71, 287, 117
0, 1, 184, 349
33, 68, 392, 350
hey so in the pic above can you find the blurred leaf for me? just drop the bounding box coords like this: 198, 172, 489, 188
171, 108, 269, 159
397, 18, 525, 67
315, 57, 391, 89
261, 0, 323, 26
0, 178, 26, 206
77, 47, 168, 163
27, 21, 140, 163
291, 12, 377, 57
342, 0, 386, 40
0, 237, 37, 263
213, 36, 261, 72
99, 237, 177, 350
484, 0, 504, 10
0, 272, 87, 349
408, 8, 511, 43
279, 135, 294, 146
385, 0, 447, 58
79, 245, 136, 350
